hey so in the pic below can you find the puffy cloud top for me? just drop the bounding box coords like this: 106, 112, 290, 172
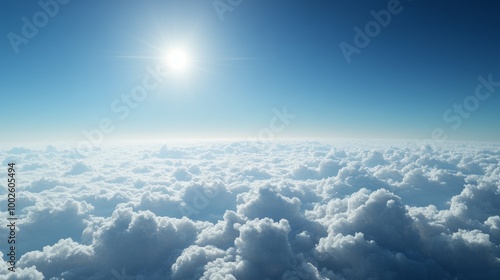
1, 140, 499, 279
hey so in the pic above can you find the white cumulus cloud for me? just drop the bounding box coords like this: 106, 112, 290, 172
0, 140, 499, 279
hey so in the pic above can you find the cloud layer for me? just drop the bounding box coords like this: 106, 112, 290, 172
0, 140, 499, 279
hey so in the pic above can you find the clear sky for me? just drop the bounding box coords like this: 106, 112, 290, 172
1, 0, 499, 143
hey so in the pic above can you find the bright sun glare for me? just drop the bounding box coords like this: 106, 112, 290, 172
166, 48, 190, 73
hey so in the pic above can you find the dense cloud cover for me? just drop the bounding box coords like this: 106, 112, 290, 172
0, 140, 499, 279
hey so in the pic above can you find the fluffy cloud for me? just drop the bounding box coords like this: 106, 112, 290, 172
0, 140, 499, 279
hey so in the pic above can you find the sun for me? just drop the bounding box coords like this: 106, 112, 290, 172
165, 48, 190, 74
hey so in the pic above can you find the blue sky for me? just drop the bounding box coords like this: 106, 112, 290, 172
1, 0, 499, 143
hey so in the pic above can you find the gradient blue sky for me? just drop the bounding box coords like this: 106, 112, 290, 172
1, 0, 499, 143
